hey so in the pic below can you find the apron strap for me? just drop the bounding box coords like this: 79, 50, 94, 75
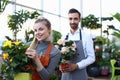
79, 29, 82, 40
65, 29, 82, 40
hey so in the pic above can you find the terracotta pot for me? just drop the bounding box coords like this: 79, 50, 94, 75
60, 62, 70, 71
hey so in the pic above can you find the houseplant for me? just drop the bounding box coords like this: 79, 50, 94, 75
81, 14, 102, 29
8, 10, 40, 40
55, 39, 77, 70
0, 40, 36, 80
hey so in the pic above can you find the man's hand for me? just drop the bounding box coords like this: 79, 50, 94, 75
59, 63, 78, 72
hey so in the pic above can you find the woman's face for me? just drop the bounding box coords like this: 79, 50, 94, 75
33, 22, 50, 41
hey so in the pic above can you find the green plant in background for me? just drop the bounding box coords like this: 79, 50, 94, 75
103, 13, 120, 59
25, 29, 34, 43
81, 14, 102, 29
111, 13, 120, 39
97, 13, 120, 66
109, 13, 120, 59
94, 36, 106, 44
52, 30, 62, 43
113, 13, 120, 22
8, 10, 40, 41
0, 0, 9, 13
49, 73, 59, 80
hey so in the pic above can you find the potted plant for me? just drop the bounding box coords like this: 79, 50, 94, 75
8, 10, 40, 40
81, 14, 102, 29
0, 39, 36, 80
55, 39, 77, 72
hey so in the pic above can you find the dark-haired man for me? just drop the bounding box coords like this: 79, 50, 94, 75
59, 8, 95, 80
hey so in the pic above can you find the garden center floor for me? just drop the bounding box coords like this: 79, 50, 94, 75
88, 74, 112, 80
89, 77, 110, 80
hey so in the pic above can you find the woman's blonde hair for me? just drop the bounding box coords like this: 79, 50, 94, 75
28, 17, 52, 49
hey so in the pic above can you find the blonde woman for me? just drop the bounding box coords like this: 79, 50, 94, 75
25, 17, 61, 80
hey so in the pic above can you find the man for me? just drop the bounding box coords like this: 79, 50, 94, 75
59, 8, 95, 80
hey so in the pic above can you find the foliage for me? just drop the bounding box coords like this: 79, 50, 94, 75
25, 30, 34, 43
8, 10, 40, 40
55, 39, 77, 63
52, 30, 62, 43
94, 36, 107, 44
109, 13, 120, 59
0, 0, 9, 13
108, 40, 120, 59
111, 13, 120, 39
101, 17, 113, 21
112, 29, 120, 39
0, 40, 36, 80
49, 73, 59, 80
112, 13, 120, 22
92, 36, 111, 67
81, 14, 102, 29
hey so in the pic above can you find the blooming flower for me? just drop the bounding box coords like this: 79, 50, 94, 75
9, 58, 13, 62
3, 53, 9, 60
13, 41, 22, 46
55, 39, 77, 63
3, 40, 12, 48
1, 40, 36, 80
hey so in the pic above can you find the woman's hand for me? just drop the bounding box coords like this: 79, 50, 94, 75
25, 49, 37, 60
25, 49, 44, 71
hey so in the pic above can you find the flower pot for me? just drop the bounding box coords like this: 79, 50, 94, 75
100, 66, 109, 76
61, 63, 70, 69
87, 66, 100, 77
60, 61, 70, 71
14, 73, 32, 80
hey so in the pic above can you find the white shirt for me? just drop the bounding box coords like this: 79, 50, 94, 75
62, 28, 95, 69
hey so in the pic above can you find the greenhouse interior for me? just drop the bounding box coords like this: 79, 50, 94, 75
0, 0, 120, 80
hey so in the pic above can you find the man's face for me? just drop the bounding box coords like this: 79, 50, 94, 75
68, 13, 81, 30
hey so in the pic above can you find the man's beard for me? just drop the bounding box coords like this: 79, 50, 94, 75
70, 23, 78, 30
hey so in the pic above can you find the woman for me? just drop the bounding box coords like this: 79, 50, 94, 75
25, 17, 61, 80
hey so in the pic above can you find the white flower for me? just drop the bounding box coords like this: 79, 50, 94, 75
57, 39, 64, 45
61, 47, 69, 54
56, 39, 77, 61
55, 45, 59, 49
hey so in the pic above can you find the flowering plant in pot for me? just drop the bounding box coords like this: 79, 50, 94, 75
55, 39, 77, 70
0, 40, 36, 80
